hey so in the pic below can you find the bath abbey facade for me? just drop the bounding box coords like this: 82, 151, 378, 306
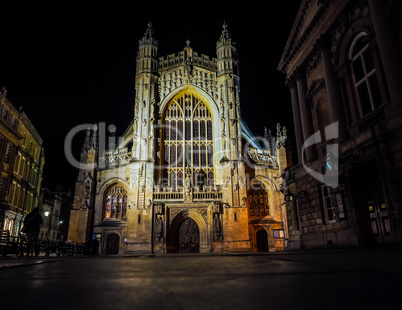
68, 23, 290, 254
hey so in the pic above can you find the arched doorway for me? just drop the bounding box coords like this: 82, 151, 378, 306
178, 218, 200, 253
256, 229, 269, 252
107, 233, 120, 255
167, 209, 208, 253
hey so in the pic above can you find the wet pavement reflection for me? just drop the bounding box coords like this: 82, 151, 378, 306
0, 248, 401, 309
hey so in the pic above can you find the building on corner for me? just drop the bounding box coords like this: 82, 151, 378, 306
278, 0, 402, 249
0, 87, 45, 237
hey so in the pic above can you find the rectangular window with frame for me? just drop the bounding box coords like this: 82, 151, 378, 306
1, 107, 8, 120
14, 153, 21, 174
322, 185, 336, 223
9, 182, 16, 205
4, 143, 12, 163
0, 176, 5, 197
273, 229, 285, 238
336, 193, 346, 219
10, 115, 17, 129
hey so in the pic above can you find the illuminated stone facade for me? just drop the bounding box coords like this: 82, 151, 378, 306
68, 23, 290, 254
0, 87, 45, 236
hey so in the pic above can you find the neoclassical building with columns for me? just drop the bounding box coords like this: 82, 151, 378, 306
278, 0, 402, 249
68, 23, 291, 254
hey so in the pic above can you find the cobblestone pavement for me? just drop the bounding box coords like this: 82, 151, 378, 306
1, 247, 401, 310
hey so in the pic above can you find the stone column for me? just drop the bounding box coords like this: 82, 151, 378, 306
368, 0, 402, 107
317, 35, 347, 142
296, 67, 316, 162
286, 76, 304, 164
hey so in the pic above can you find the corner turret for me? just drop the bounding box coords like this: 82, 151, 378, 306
216, 22, 239, 77
136, 22, 159, 76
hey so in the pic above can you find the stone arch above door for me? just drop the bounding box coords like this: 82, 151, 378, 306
168, 208, 209, 253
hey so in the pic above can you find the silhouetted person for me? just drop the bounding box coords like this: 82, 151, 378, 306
23, 207, 43, 257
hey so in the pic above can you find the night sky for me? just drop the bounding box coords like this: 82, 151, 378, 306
0, 2, 301, 191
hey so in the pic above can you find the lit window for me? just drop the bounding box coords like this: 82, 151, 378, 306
162, 93, 214, 189
1, 107, 8, 120
273, 229, 284, 238
104, 185, 128, 219
10, 115, 17, 128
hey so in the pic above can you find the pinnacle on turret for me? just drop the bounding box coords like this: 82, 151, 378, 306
138, 21, 158, 46
143, 21, 154, 40
216, 21, 238, 76
81, 125, 98, 153
81, 129, 91, 153
220, 21, 231, 41
276, 123, 287, 149
137, 21, 159, 76
90, 124, 98, 150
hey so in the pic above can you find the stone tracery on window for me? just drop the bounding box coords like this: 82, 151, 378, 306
104, 185, 128, 219
247, 180, 270, 217
162, 93, 214, 189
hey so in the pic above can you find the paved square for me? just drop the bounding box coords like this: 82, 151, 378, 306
1, 248, 401, 309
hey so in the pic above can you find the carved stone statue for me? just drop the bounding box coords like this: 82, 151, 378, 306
185, 175, 192, 193
155, 215, 163, 242
184, 172, 192, 201
241, 196, 246, 207
213, 213, 221, 241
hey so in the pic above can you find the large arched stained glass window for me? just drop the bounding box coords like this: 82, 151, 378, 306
104, 185, 128, 219
163, 93, 214, 189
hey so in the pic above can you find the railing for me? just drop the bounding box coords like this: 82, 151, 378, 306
193, 191, 223, 201
154, 192, 184, 201
153, 186, 222, 202
99, 148, 132, 167
0, 230, 98, 256
247, 147, 278, 166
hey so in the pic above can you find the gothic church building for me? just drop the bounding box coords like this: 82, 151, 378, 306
68, 23, 290, 254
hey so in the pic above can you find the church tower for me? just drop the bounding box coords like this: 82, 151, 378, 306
126, 22, 159, 252
68, 127, 98, 244
68, 22, 289, 255
215, 22, 249, 250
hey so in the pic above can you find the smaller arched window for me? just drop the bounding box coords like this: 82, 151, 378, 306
349, 33, 382, 117
104, 185, 128, 220
247, 179, 270, 217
